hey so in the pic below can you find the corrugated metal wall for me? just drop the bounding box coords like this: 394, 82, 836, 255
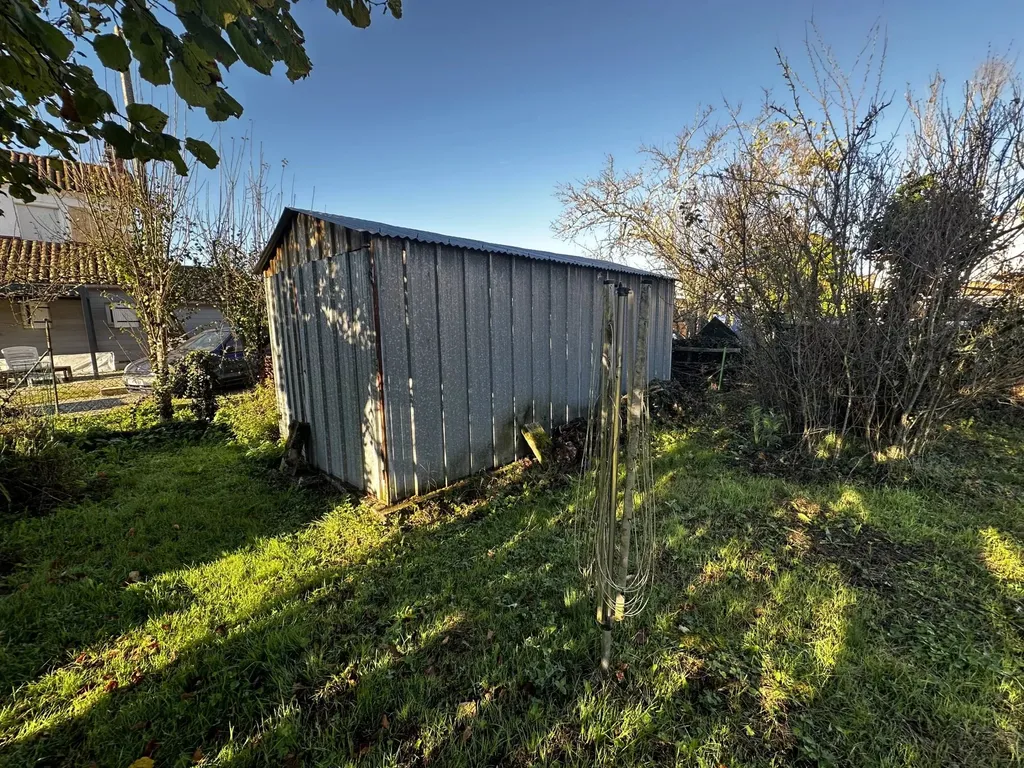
373, 237, 673, 500
265, 214, 384, 494
264, 212, 674, 502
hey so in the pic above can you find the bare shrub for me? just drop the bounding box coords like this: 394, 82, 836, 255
556, 32, 1024, 456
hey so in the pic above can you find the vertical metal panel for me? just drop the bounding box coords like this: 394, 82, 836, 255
286, 227, 311, 426
313, 259, 343, 479
587, 273, 604, 415
277, 272, 300, 425
405, 241, 446, 492
297, 260, 328, 469
489, 253, 515, 466
662, 280, 676, 378
654, 280, 667, 380
511, 257, 533, 459
348, 245, 384, 495
324, 246, 362, 487
565, 266, 585, 420
463, 250, 493, 473
435, 244, 470, 482
530, 261, 551, 430
549, 264, 568, 426
374, 237, 415, 500
266, 274, 290, 431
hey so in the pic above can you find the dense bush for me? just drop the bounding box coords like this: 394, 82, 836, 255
0, 411, 87, 515
172, 350, 218, 422
214, 382, 280, 448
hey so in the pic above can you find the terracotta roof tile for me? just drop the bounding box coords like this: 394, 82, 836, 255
7, 151, 115, 193
0, 237, 118, 286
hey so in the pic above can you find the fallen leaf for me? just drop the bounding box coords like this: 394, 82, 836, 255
283, 754, 300, 768
74, 652, 88, 664
380, 713, 390, 729
180, 691, 196, 701
128, 759, 154, 768
214, 624, 227, 636
130, 670, 145, 685
357, 742, 372, 757
161, 623, 172, 631
142, 738, 159, 756
441, 635, 450, 646
424, 665, 436, 677
457, 700, 478, 719
485, 629, 494, 641
130, 720, 150, 731
127, 571, 141, 583
192, 745, 205, 762
104, 679, 119, 692
128, 527, 136, 537
172, 523, 180, 530
461, 725, 472, 743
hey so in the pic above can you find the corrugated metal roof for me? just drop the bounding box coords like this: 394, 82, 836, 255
257, 207, 670, 279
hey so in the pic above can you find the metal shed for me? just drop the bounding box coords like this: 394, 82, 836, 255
257, 208, 675, 502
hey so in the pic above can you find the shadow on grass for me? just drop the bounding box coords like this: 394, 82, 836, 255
0, 425, 324, 699
1, 429, 1022, 766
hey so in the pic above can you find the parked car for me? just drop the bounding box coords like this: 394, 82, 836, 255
123, 325, 249, 391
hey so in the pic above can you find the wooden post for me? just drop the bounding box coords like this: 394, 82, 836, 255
79, 287, 100, 378
717, 346, 728, 390
615, 282, 651, 620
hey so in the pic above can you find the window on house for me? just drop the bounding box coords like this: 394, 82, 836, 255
14, 203, 66, 241
108, 303, 140, 329
21, 302, 50, 329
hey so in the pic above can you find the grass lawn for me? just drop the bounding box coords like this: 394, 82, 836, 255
1, 401, 1022, 766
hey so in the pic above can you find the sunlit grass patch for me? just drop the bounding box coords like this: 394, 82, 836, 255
1, 407, 1023, 765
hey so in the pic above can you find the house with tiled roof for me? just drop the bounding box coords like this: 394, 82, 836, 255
0, 152, 223, 377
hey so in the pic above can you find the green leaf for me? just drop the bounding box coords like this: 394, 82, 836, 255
68, 9, 85, 36
185, 137, 219, 169
99, 121, 135, 155
205, 89, 243, 122
126, 103, 169, 132
170, 59, 215, 107
93, 33, 131, 71
345, 0, 371, 27
387, 0, 402, 18
226, 22, 273, 75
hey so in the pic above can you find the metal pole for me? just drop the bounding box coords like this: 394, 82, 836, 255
114, 26, 147, 189
599, 284, 630, 674
594, 281, 616, 659
44, 319, 59, 418
615, 282, 651, 620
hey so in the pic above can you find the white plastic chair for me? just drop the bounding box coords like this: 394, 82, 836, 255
2, 346, 50, 386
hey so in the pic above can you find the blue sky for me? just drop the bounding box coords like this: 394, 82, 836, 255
185, 0, 1023, 254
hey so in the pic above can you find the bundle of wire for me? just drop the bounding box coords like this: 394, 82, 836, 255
573, 282, 657, 629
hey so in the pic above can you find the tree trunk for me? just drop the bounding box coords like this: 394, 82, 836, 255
152, 330, 173, 422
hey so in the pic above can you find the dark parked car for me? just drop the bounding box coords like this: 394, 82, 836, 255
123, 325, 249, 391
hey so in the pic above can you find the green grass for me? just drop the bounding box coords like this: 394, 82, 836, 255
1, 404, 1022, 766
